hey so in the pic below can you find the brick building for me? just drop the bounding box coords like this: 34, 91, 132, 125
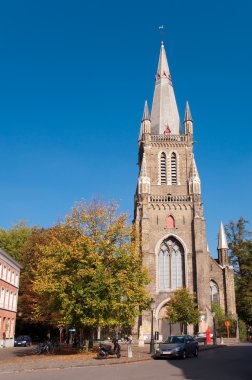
134, 42, 236, 339
0, 248, 22, 348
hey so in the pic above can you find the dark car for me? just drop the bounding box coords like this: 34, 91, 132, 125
14, 335, 32, 347
153, 335, 199, 359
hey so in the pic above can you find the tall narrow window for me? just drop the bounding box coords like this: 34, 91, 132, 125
171, 152, 177, 184
160, 152, 167, 184
210, 281, 219, 306
158, 237, 184, 291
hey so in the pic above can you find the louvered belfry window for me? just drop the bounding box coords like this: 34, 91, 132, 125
171, 152, 177, 184
160, 152, 167, 184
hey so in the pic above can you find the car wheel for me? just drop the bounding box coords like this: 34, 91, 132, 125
181, 350, 187, 360
193, 348, 198, 358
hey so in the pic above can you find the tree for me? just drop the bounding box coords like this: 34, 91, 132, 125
225, 218, 252, 325
166, 288, 200, 334
31, 200, 151, 332
0, 221, 33, 261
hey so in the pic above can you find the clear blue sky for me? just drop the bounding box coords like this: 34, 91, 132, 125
0, 0, 251, 257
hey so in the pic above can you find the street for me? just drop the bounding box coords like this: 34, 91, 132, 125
0, 343, 251, 380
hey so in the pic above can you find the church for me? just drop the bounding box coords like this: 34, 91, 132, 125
134, 42, 237, 339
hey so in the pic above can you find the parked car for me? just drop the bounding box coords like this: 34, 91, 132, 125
14, 335, 32, 347
153, 335, 199, 359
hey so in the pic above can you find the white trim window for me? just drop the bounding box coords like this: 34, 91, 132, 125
0, 287, 4, 307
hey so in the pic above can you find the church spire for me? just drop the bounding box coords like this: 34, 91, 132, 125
218, 222, 229, 266
189, 154, 201, 195
139, 100, 151, 143
142, 100, 151, 121
151, 41, 180, 135
138, 153, 150, 194
184, 101, 193, 135
218, 222, 229, 250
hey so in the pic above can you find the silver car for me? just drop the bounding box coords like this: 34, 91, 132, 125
153, 335, 199, 359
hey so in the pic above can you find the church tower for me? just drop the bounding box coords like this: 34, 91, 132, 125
134, 42, 236, 339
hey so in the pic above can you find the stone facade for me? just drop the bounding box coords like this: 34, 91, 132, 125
134, 42, 236, 340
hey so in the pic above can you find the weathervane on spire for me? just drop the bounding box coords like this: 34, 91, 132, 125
158, 25, 165, 43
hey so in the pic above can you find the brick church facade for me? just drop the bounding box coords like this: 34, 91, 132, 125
134, 42, 236, 339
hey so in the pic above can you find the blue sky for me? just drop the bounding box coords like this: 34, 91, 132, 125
0, 0, 251, 257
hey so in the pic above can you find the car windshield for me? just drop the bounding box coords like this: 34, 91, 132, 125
164, 336, 185, 344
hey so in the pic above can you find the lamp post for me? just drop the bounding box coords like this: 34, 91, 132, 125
149, 299, 155, 355
212, 311, 217, 345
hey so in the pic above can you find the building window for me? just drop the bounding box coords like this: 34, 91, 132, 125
210, 280, 219, 306
171, 152, 177, 184
3, 265, 7, 280
158, 237, 184, 290
13, 293, 17, 311
7, 268, 11, 282
15, 274, 19, 287
167, 215, 175, 228
0, 287, 4, 307
160, 152, 167, 184
10, 291, 13, 310
0, 262, 2, 278
4, 289, 9, 308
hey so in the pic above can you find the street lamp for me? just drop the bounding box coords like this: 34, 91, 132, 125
149, 299, 155, 355
212, 311, 217, 345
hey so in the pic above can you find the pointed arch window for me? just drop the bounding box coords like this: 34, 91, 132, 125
160, 152, 167, 184
210, 280, 219, 306
171, 152, 177, 184
167, 215, 175, 228
158, 237, 184, 290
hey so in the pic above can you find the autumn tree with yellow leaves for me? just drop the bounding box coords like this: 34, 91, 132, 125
31, 200, 150, 331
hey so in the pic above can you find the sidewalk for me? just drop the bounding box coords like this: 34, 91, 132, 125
0, 343, 225, 374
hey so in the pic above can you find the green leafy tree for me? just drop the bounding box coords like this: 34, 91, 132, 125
225, 218, 252, 325
166, 288, 200, 334
32, 200, 151, 332
0, 221, 33, 261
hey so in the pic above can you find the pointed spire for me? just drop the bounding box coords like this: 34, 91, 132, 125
218, 222, 229, 249
142, 100, 151, 122
151, 42, 180, 135
189, 154, 201, 194
138, 153, 150, 194
184, 101, 193, 135
184, 101, 193, 122
190, 154, 200, 178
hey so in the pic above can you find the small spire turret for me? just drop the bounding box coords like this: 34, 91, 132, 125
189, 154, 201, 194
139, 100, 151, 143
138, 153, 150, 195
217, 222, 229, 266
184, 101, 193, 135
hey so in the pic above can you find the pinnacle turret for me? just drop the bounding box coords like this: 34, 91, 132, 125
142, 100, 151, 122
217, 222, 229, 266
138, 153, 150, 194
151, 42, 180, 135
189, 154, 201, 194
184, 101, 193, 122
218, 222, 229, 250
184, 101, 193, 135
139, 100, 151, 143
